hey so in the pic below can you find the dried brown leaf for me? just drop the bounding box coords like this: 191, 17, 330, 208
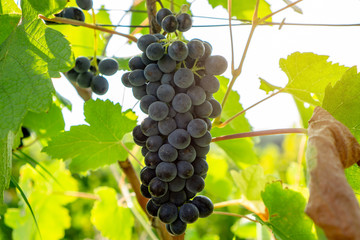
306, 106, 360, 240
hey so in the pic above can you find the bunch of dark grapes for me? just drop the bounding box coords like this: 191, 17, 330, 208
122, 7, 227, 236
45, 0, 93, 24
66, 56, 119, 95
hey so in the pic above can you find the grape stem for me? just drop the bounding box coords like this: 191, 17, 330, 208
217, 88, 284, 128
213, 211, 259, 223
211, 128, 307, 142
91, 8, 99, 73
214, 199, 267, 221
215, 0, 303, 124
38, 15, 138, 42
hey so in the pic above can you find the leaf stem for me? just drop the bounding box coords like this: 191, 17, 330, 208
91, 8, 98, 71
38, 15, 138, 42
217, 88, 284, 128
211, 128, 307, 142
214, 199, 267, 221
53, 191, 100, 200
212, 211, 259, 223
227, 0, 234, 73
120, 141, 144, 167
216, 0, 304, 123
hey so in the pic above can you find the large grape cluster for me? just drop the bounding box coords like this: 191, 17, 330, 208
122, 7, 227, 236
66, 56, 119, 95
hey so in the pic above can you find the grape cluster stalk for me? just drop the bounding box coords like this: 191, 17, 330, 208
122, 7, 228, 236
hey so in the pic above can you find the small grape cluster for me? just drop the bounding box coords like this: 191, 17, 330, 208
122, 7, 227, 236
66, 56, 118, 95
46, 0, 93, 24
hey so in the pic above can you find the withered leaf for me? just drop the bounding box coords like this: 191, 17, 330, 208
306, 106, 360, 240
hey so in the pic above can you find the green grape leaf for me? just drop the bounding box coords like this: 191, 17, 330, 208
0, 0, 73, 201
208, 0, 271, 20
115, 57, 132, 71
212, 76, 257, 167
4, 161, 78, 240
27, 0, 67, 17
260, 182, 316, 240
322, 67, 360, 140
130, 0, 191, 35
43, 99, 137, 172
204, 147, 233, 200
23, 102, 65, 138
280, 52, 348, 105
293, 97, 314, 128
231, 165, 267, 201
91, 187, 134, 240
50, 5, 113, 57
259, 77, 281, 94
0, 0, 21, 45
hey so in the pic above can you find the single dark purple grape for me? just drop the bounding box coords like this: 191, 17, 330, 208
148, 177, 168, 197
152, 191, 170, 205
192, 157, 208, 176
209, 98, 222, 118
146, 135, 163, 152
187, 119, 207, 138
193, 144, 210, 158
162, 15, 178, 33
170, 218, 187, 235
193, 131, 211, 147
169, 190, 187, 206
192, 195, 214, 218
140, 184, 152, 198
140, 167, 156, 186
179, 203, 199, 223
205, 55, 228, 75
121, 72, 133, 88
187, 39, 205, 59
158, 54, 177, 73
137, 34, 158, 52
199, 41, 212, 62
140, 95, 157, 114
148, 101, 169, 121
76, 71, 93, 88
132, 85, 147, 100
98, 58, 118, 76
186, 175, 205, 193
199, 75, 220, 93
74, 56, 91, 73
156, 8, 172, 25
144, 152, 162, 169
133, 125, 148, 142
158, 118, 177, 136
194, 101, 213, 118
158, 143, 178, 162
178, 145, 196, 162
129, 69, 147, 87
168, 176, 186, 192
156, 162, 177, 182
76, 0, 93, 11
62, 7, 85, 22
146, 42, 164, 61
168, 41, 188, 61
186, 86, 206, 106
129, 56, 146, 70
91, 75, 109, 95
174, 112, 193, 129
141, 117, 159, 136
66, 69, 79, 82
168, 129, 191, 149
144, 63, 163, 82
177, 13, 192, 32
158, 202, 178, 224
146, 82, 161, 96
146, 199, 160, 217
177, 161, 194, 179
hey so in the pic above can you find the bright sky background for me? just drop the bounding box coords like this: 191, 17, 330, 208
52, 0, 360, 131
